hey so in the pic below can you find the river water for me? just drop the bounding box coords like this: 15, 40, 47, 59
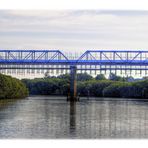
0, 96, 148, 139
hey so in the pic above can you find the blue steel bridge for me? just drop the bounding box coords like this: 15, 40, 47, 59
0, 49, 148, 75
0, 49, 148, 101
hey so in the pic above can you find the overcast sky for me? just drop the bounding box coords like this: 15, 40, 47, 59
0, 10, 148, 53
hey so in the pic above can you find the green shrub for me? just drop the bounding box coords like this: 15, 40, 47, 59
0, 73, 28, 99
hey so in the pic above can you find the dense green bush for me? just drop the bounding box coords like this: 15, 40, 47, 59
103, 82, 131, 98
95, 74, 106, 80
22, 73, 148, 99
77, 81, 89, 96
77, 80, 113, 96
132, 79, 148, 98
103, 80, 148, 98
22, 78, 69, 95
88, 80, 113, 97
77, 73, 93, 81
0, 74, 28, 99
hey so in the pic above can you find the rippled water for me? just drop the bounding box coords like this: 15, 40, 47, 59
0, 96, 148, 139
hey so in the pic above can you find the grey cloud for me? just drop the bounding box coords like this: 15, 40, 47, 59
0, 10, 148, 52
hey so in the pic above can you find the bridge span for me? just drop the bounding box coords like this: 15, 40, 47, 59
0, 50, 148, 70
0, 49, 148, 101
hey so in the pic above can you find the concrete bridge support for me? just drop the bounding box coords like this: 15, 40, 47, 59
69, 65, 78, 101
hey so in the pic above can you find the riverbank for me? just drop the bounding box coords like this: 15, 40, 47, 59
0, 73, 28, 99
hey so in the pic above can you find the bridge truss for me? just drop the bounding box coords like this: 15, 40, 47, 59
0, 50, 148, 77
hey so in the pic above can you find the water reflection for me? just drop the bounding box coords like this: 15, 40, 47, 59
69, 102, 76, 135
0, 97, 148, 138
0, 99, 19, 111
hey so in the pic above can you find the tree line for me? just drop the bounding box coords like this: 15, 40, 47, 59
22, 73, 148, 98
0, 73, 28, 99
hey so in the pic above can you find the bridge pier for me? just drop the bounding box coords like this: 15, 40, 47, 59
67, 65, 78, 101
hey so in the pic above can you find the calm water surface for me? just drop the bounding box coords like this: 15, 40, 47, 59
0, 96, 148, 139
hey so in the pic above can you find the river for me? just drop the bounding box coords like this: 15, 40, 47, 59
0, 96, 148, 139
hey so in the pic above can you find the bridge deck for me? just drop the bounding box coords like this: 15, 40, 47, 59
0, 50, 148, 72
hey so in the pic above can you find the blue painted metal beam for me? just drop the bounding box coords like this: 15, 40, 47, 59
0, 50, 148, 69
0, 60, 148, 65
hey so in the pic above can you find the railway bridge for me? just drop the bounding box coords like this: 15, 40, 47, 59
0, 49, 148, 101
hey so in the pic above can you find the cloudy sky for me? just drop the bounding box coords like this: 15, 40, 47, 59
0, 10, 148, 53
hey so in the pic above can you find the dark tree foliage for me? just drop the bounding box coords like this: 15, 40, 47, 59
22, 73, 148, 99
109, 73, 126, 81
57, 74, 70, 80
22, 77, 69, 95
77, 80, 112, 97
95, 74, 106, 80
0, 73, 28, 99
89, 80, 113, 97
103, 80, 148, 98
77, 73, 93, 81
103, 82, 130, 98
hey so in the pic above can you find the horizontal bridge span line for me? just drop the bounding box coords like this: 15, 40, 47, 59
0, 49, 148, 52
1, 67, 148, 71
0, 50, 60, 52
0, 60, 148, 62
1, 60, 148, 65
0, 67, 70, 70
86, 50, 148, 52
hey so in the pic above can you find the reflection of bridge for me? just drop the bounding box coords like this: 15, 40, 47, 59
0, 49, 148, 101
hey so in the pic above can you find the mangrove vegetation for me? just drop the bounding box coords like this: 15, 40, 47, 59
0, 73, 28, 99
22, 73, 148, 99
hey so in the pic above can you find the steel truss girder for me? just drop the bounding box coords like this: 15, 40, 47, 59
0, 50, 148, 70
